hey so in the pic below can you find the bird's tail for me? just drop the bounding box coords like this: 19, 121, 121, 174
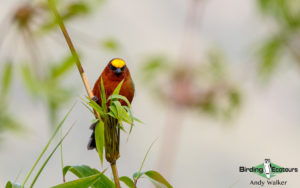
87, 121, 97, 150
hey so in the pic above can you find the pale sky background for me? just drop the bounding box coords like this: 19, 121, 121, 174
0, 0, 300, 187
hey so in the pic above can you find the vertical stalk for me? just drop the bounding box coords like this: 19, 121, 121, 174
111, 162, 121, 188
47, 0, 120, 187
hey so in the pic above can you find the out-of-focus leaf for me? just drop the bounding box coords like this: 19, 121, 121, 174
51, 173, 102, 188
257, 0, 300, 28
39, 2, 91, 33
101, 38, 120, 52
1, 63, 13, 97
140, 56, 169, 82
119, 176, 134, 188
201, 99, 217, 115
51, 55, 75, 79
21, 64, 39, 95
5, 181, 21, 188
229, 89, 241, 109
144, 170, 173, 188
0, 110, 23, 132
258, 35, 285, 77
95, 120, 105, 166
208, 49, 226, 79
62, 2, 90, 20
63, 165, 114, 188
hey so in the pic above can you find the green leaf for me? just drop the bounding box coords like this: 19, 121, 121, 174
81, 101, 94, 114
124, 106, 144, 124
30, 123, 75, 187
51, 173, 102, 188
112, 101, 132, 124
258, 35, 285, 77
101, 38, 120, 52
100, 78, 107, 110
95, 121, 105, 166
63, 165, 114, 188
144, 171, 172, 188
107, 94, 131, 107
63, 165, 99, 179
134, 140, 157, 182
119, 176, 134, 188
112, 80, 124, 95
140, 56, 169, 82
21, 64, 38, 95
5, 181, 21, 188
1, 62, 13, 97
133, 117, 144, 124
22, 105, 75, 187
123, 106, 134, 136
86, 97, 105, 116
65, 2, 90, 17
51, 55, 75, 79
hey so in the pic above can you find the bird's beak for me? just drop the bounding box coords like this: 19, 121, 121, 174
114, 68, 122, 76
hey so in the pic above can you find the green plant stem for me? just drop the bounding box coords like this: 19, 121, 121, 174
133, 139, 157, 188
111, 162, 121, 188
47, 1, 121, 187
60, 129, 65, 182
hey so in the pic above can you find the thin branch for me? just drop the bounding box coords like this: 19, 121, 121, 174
47, 1, 121, 187
47, 0, 93, 99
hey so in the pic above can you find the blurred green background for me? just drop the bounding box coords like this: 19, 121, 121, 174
0, 0, 300, 187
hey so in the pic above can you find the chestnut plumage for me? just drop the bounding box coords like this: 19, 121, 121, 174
87, 58, 135, 150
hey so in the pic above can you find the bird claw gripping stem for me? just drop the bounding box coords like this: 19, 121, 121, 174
92, 96, 99, 103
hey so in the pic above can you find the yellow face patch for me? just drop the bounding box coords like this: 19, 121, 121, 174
111, 59, 126, 68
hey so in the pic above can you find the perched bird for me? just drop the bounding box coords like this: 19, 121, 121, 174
87, 58, 135, 150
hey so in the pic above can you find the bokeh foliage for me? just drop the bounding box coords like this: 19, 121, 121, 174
0, 0, 108, 133
0, 63, 23, 137
257, 0, 300, 78
140, 49, 242, 120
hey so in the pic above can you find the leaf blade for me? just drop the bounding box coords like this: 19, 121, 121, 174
1, 62, 13, 97
30, 123, 75, 187
63, 165, 114, 188
95, 121, 105, 166
144, 170, 173, 188
119, 176, 134, 188
51, 173, 102, 188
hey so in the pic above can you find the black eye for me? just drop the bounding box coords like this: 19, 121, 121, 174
109, 64, 116, 70
121, 65, 126, 71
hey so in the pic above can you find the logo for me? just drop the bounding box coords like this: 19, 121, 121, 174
239, 159, 298, 186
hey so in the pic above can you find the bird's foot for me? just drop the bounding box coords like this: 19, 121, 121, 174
92, 96, 99, 103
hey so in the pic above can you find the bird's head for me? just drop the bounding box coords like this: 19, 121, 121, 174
104, 58, 129, 80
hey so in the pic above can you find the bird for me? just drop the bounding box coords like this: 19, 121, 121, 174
87, 58, 135, 150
